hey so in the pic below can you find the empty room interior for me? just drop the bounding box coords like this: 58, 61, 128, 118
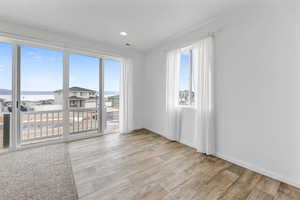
0, 0, 300, 200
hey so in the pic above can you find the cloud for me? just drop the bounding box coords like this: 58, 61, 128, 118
27, 51, 42, 62
28, 51, 35, 56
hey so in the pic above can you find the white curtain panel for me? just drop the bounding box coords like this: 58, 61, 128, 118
192, 36, 215, 155
120, 58, 134, 133
166, 49, 182, 141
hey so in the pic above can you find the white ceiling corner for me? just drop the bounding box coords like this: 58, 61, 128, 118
0, 0, 258, 53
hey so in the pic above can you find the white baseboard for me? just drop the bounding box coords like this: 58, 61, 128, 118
215, 152, 300, 189
179, 139, 196, 149
140, 128, 300, 189
144, 127, 174, 141
144, 127, 193, 148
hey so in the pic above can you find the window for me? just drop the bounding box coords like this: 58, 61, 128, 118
179, 49, 194, 105
80, 92, 87, 97
20, 45, 64, 145
69, 53, 100, 135
104, 59, 121, 132
0, 42, 12, 149
0, 36, 130, 153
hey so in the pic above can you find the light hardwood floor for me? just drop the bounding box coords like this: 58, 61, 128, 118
68, 129, 300, 200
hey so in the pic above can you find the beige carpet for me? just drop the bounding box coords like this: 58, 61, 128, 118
0, 144, 78, 200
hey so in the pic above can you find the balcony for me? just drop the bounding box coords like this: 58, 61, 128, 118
0, 107, 119, 147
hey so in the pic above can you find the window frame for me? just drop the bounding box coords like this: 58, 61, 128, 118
0, 36, 124, 154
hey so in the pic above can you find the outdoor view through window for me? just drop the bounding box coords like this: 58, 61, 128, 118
104, 59, 121, 132
0, 42, 12, 149
69, 53, 100, 137
20, 46, 64, 144
179, 50, 194, 105
0, 43, 121, 147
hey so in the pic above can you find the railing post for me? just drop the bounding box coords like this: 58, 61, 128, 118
63, 51, 70, 140
98, 58, 104, 134
12, 44, 20, 149
3, 114, 10, 148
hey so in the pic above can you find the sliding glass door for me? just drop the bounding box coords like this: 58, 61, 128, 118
103, 59, 121, 133
68, 53, 101, 137
0, 39, 124, 150
0, 43, 13, 149
20, 46, 64, 145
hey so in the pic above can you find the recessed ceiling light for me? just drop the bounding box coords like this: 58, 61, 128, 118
120, 32, 127, 36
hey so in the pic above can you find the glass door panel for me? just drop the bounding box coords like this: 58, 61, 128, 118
103, 59, 121, 133
0, 43, 13, 149
69, 54, 100, 136
20, 46, 63, 145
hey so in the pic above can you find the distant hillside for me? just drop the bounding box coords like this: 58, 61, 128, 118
0, 89, 11, 95
0, 89, 54, 95
22, 91, 54, 95
0, 89, 119, 95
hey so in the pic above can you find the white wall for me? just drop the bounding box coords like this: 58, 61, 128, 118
143, 3, 300, 188
131, 55, 145, 130
179, 108, 196, 147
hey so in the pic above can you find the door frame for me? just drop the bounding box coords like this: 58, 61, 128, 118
0, 36, 123, 153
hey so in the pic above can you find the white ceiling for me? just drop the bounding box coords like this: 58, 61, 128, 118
0, 0, 255, 52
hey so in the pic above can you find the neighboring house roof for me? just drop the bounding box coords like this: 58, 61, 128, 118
108, 95, 120, 99
54, 87, 96, 93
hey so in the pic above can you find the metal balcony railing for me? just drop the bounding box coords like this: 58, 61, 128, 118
1, 107, 119, 146
69, 108, 98, 134
21, 109, 64, 142
21, 108, 99, 143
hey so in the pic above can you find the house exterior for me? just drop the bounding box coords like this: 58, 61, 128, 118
0, 98, 4, 112
54, 87, 97, 108
107, 95, 119, 107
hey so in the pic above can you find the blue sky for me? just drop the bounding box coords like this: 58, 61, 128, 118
180, 51, 190, 90
0, 42, 121, 92
0, 43, 12, 90
1, 42, 187, 92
